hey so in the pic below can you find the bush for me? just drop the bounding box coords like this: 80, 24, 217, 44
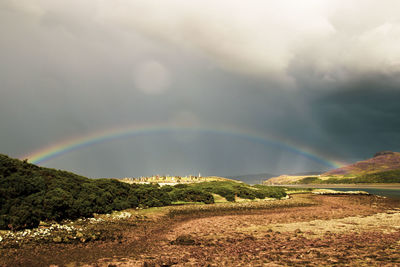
184, 181, 286, 202
0, 154, 174, 230
169, 188, 214, 204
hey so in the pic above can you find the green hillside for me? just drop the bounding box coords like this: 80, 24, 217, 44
296, 169, 400, 184
266, 151, 400, 185
0, 154, 173, 230
0, 154, 286, 230
323, 151, 400, 177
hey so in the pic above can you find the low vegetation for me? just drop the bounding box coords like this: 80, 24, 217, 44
0, 154, 286, 231
170, 182, 286, 202
296, 169, 400, 184
267, 151, 400, 185
0, 154, 172, 230
2, 193, 398, 266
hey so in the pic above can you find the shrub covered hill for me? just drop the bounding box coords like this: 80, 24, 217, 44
0, 154, 286, 230
265, 151, 400, 185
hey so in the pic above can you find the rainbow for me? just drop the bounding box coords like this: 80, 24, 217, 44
21, 123, 344, 169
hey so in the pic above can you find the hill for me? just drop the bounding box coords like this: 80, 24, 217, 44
324, 151, 400, 176
0, 154, 285, 230
265, 151, 400, 185
264, 174, 321, 185
226, 173, 276, 184
0, 154, 173, 230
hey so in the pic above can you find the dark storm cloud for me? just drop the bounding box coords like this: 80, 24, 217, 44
307, 76, 400, 159
1, 0, 400, 177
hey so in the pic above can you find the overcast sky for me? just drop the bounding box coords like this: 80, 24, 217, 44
1, 0, 400, 178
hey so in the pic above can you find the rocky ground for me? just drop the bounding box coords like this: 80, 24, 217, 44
1, 194, 399, 266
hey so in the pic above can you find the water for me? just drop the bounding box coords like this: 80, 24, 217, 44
325, 187, 400, 199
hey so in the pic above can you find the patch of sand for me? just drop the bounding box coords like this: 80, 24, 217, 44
241, 208, 400, 237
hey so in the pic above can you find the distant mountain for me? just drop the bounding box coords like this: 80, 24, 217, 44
227, 173, 276, 185
324, 151, 400, 176
265, 151, 400, 185
264, 174, 321, 185
287, 171, 325, 176
229, 171, 325, 185
119, 175, 239, 184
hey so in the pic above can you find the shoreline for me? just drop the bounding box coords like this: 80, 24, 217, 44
274, 183, 400, 190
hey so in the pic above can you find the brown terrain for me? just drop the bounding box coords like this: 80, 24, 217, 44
1, 193, 400, 266
324, 151, 400, 176
265, 151, 400, 184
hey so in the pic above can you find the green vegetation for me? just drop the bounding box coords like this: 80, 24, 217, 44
296, 170, 400, 184
161, 182, 286, 203
355, 169, 400, 183
185, 181, 287, 201
0, 154, 174, 230
162, 185, 214, 204
285, 187, 313, 194
0, 154, 286, 230
296, 177, 321, 184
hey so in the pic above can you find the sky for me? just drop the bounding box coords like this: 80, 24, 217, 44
1, 0, 400, 178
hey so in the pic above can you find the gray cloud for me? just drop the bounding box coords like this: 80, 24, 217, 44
309, 77, 400, 157
98, 0, 400, 81
1, 0, 400, 177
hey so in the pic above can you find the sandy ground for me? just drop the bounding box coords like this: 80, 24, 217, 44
264, 209, 400, 236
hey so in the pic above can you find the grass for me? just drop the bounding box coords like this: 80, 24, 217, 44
0, 194, 315, 250
212, 193, 229, 203
167, 194, 316, 218
295, 169, 400, 184
171, 201, 205, 205
285, 188, 313, 194
187, 181, 287, 201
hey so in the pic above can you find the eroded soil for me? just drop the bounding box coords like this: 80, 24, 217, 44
1, 194, 400, 266
101, 195, 400, 266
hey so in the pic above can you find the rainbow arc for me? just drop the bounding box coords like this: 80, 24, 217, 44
21, 123, 344, 169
